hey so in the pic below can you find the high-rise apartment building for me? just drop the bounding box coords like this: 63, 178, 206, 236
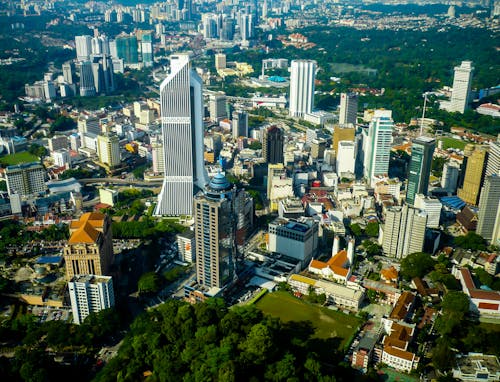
364, 110, 394, 185
339, 93, 358, 125
62, 62, 73, 84
177, 230, 195, 263
155, 54, 208, 216
75, 35, 92, 61
486, 139, 500, 177
63, 212, 114, 281
5, 162, 46, 197
97, 133, 120, 168
141, 33, 153, 67
382, 204, 427, 259
194, 173, 236, 290
406, 136, 435, 205
209, 93, 227, 122
477, 174, 500, 241
458, 145, 488, 206
68, 275, 114, 325
289, 60, 316, 118
215, 54, 226, 70
449, 61, 474, 114
262, 125, 284, 164
115, 34, 139, 64
151, 135, 164, 175
414, 194, 442, 229
232, 110, 248, 139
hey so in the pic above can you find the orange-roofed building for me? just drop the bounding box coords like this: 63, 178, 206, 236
308, 249, 351, 283
63, 212, 113, 280
381, 266, 398, 284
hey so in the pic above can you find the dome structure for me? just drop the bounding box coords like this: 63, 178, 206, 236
208, 172, 231, 192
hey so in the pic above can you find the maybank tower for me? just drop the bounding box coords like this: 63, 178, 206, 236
155, 54, 208, 216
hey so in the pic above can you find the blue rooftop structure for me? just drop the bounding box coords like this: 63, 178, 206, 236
208, 173, 231, 191
268, 76, 286, 83
36, 256, 63, 265
440, 196, 466, 210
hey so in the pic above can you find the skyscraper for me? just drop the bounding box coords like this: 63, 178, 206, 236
141, 33, 153, 67
406, 136, 435, 205
97, 133, 120, 168
289, 60, 316, 118
337, 141, 356, 176
194, 173, 236, 290
155, 54, 208, 216
115, 34, 139, 64
262, 125, 284, 164
339, 92, 358, 125
63, 212, 114, 281
441, 161, 460, 193
209, 93, 227, 122
477, 174, 500, 241
485, 139, 500, 177
449, 61, 474, 114
62, 62, 73, 84
363, 110, 394, 185
382, 204, 427, 259
79, 61, 96, 97
68, 275, 114, 325
232, 110, 248, 139
75, 35, 92, 61
457, 145, 488, 206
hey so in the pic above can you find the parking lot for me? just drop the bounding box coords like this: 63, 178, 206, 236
29, 306, 71, 323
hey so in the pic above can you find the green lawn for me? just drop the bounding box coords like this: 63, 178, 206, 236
255, 291, 362, 348
0, 151, 39, 166
438, 137, 467, 150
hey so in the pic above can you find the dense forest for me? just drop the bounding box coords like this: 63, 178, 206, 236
95, 299, 376, 382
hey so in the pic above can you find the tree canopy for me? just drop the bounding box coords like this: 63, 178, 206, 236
400, 252, 436, 280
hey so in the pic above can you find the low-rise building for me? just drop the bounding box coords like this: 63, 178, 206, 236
453, 353, 500, 382
454, 267, 500, 317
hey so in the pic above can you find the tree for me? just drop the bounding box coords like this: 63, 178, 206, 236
454, 232, 487, 251
350, 223, 362, 237
400, 252, 436, 280
365, 222, 379, 237
138, 272, 162, 294
28, 143, 47, 158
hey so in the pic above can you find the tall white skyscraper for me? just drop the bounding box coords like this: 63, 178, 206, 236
155, 54, 208, 216
382, 204, 427, 259
441, 161, 460, 193
339, 92, 358, 125
449, 61, 474, 114
75, 35, 92, 61
486, 139, 500, 177
289, 60, 316, 118
363, 110, 394, 185
68, 275, 114, 325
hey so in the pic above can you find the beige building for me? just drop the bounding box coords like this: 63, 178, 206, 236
332, 124, 355, 158
97, 133, 120, 168
458, 145, 488, 206
63, 212, 114, 280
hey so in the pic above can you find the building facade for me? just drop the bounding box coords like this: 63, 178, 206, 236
63, 212, 114, 280
406, 136, 435, 205
5, 162, 46, 197
155, 54, 208, 216
289, 60, 316, 118
68, 275, 114, 325
458, 145, 488, 206
262, 125, 284, 164
382, 204, 427, 259
194, 173, 237, 291
449, 61, 474, 114
97, 133, 120, 168
364, 110, 394, 185
339, 92, 358, 125
477, 174, 500, 241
